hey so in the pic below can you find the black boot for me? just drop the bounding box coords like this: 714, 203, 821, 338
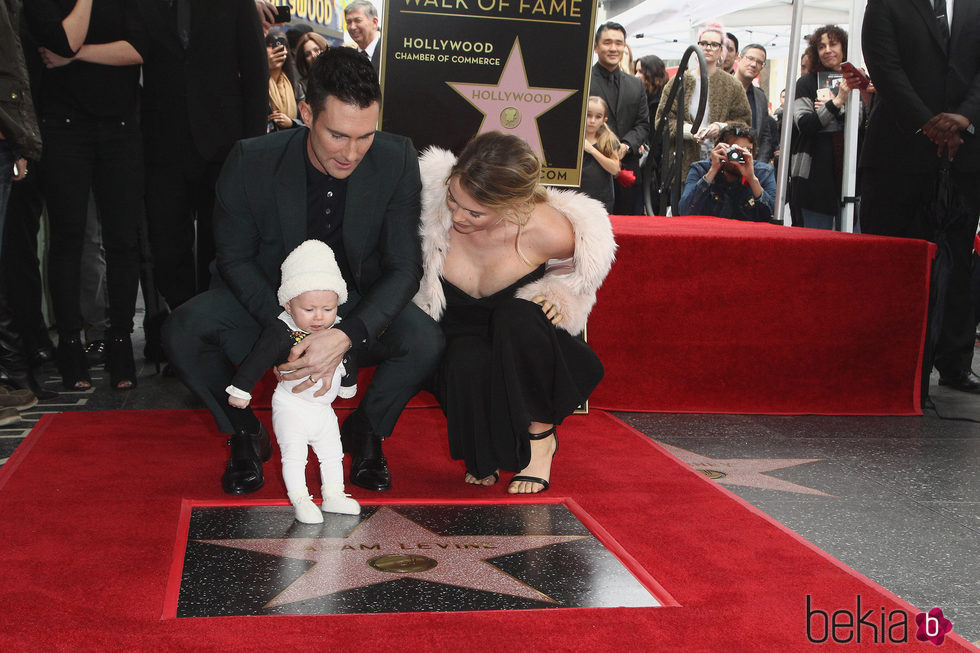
342, 411, 391, 491
0, 288, 57, 400
221, 422, 272, 494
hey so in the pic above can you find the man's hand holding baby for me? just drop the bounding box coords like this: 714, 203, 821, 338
279, 328, 351, 397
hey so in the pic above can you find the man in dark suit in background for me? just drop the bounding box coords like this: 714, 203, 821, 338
589, 21, 650, 215
344, 0, 381, 73
136, 0, 268, 317
734, 43, 773, 164
163, 48, 443, 496
860, 0, 980, 394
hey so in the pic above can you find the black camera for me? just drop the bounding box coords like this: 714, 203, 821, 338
726, 146, 746, 163
266, 35, 288, 49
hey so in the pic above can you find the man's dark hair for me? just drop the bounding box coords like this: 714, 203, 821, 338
719, 123, 757, 157
741, 43, 767, 58
306, 46, 381, 117
805, 24, 848, 74
726, 32, 739, 53
594, 21, 627, 45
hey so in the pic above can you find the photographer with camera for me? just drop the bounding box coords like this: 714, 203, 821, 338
679, 124, 775, 222
266, 29, 303, 132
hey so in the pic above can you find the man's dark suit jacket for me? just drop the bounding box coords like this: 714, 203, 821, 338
747, 84, 773, 164
861, 0, 980, 174
589, 62, 650, 169
370, 38, 381, 73
136, 0, 268, 164
213, 127, 423, 349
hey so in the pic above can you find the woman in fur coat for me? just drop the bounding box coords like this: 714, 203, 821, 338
414, 132, 616, 494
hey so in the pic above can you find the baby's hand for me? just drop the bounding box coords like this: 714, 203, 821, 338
228, 395, 250, 409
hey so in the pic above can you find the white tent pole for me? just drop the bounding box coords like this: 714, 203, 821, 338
839, 0, 866, 233
774, 0, 807, 225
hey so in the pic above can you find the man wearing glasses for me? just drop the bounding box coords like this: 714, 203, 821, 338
678, 125, 775, 222
734, 44, 773, 164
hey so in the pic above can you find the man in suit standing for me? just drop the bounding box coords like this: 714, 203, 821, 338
860, 0, 980, 394
136, 0, 268, 314
734, 44, 773, 164
345, 0, 381, 74
589, 21, 650, 215
163, 47, 442, 496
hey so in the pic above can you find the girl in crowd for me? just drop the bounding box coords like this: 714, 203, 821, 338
581, 96, 620, 213
294, 32, 328, 96
266, 29, 303, 132
415, 132, 616, 494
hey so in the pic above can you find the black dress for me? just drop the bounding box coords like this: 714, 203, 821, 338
431, 265, 604, 478
580, 152, 615, 213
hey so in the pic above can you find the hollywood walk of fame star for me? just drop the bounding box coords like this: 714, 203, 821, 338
447, 38, 576, 158
197, 506, 588, 608
657, 443, 834, 497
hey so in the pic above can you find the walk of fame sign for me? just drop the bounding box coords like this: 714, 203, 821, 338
378, 0, 598, 186
168, 502, 667, 616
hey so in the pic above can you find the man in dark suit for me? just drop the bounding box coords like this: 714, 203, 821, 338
344, 0, 381, 73
589, 21, 649, 215
136, 0, 268, 313
734, 44, 773, 164
860, 0, 980, 395
163, 48, 443, 495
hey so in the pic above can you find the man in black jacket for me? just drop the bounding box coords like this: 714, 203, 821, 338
164, 48, 442, 496
136, 0, 268, 311
589, 21, 650, 215
860, 0, 980, 395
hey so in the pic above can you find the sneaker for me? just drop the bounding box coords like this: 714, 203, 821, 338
0, 406, 22, 426
0, 385, 37, 411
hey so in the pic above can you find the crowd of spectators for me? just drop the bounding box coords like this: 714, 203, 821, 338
1, 3, 978, 416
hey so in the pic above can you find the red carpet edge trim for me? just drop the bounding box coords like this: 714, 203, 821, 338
0, 413, 53, 493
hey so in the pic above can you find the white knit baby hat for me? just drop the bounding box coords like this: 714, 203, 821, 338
277, 239, 348, 306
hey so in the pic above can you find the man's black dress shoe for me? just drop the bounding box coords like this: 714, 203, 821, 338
221, 423, 272, 494
938, 370, 980, 394
341, 416, 391, 491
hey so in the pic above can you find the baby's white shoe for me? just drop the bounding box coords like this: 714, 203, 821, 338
321, 483, 361, 515
288, 489, 324, 524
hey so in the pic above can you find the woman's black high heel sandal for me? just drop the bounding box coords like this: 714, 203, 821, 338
107, 335, 137, 391
509, 425, 558, 494
57, 335, 92, 390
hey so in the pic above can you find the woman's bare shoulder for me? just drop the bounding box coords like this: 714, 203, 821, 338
525, 202, 575, 260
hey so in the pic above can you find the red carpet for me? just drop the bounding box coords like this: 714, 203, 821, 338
0, 408, 973, 651
590, 216, 935, 415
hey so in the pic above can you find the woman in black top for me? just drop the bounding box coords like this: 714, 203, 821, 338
26, 0, 145, 390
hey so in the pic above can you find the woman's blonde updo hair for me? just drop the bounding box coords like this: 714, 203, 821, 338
450, 132, 548, 229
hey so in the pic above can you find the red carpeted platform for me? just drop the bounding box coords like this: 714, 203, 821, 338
0, 408, 974, 651
589, 216, 935, 415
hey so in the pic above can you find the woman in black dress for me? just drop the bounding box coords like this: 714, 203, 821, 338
414, 132, 617, 494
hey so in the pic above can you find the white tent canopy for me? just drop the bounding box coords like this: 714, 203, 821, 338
609, 0, 853, 61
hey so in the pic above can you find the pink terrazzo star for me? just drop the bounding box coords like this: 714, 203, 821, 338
198, 506, 587, 608
447, 38, 576, 158
658, 442, 834, 496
